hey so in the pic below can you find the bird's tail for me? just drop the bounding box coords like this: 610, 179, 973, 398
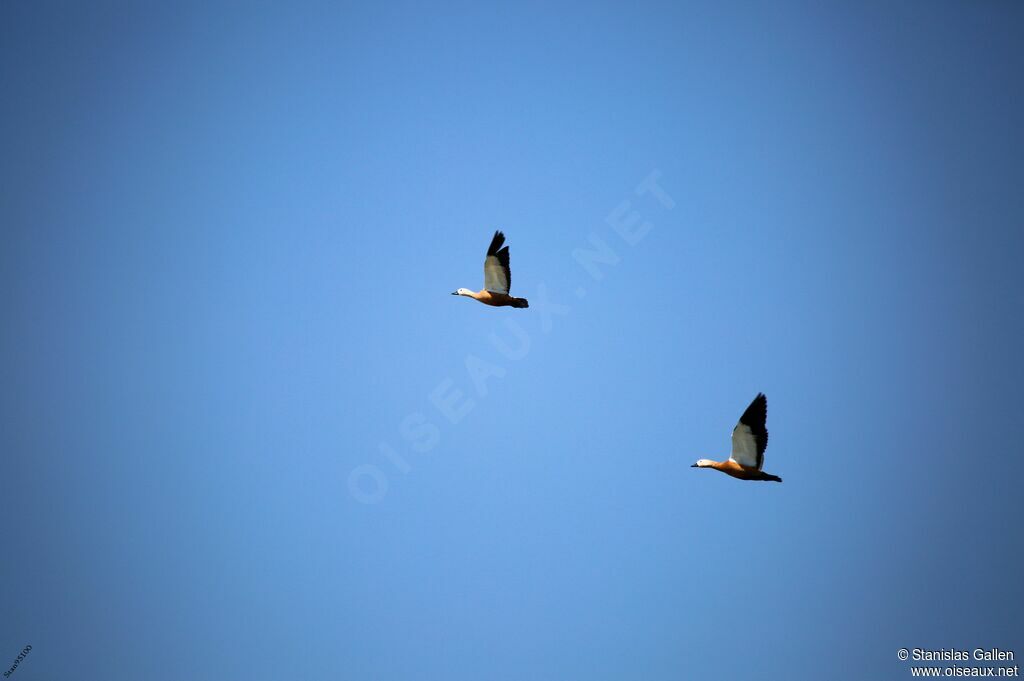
511, 297, 529, 308
763, 474, 782, 483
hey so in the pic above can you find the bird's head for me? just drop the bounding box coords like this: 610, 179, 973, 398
451, 288, 473, 297
691, 459, 715, 468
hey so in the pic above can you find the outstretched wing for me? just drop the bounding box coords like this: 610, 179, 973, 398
729, 393, 768, 470
483, 230, 512, 294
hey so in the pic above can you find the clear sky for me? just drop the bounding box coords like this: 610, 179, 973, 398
2, 2, 1022, 680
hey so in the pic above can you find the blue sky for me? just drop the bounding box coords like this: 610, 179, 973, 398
2, 2, 1022, 679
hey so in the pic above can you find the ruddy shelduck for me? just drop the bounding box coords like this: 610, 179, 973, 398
452, 231, 529, 309
692, 393, 782, 482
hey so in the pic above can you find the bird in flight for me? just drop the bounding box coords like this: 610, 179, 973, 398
691, 393, 782, 482
451, 231, 529, 308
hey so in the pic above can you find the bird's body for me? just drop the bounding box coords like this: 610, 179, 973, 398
699, 458, 782, 482
452, 231, 529, 309
457, 290, 529, 308
692, 393, 782, 483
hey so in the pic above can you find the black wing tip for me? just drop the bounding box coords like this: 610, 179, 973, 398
487, 230, 507, 256
739, 392, 769, 460
741, 393, 767, 423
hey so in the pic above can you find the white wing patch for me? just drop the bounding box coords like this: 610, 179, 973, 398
483, 255, 510, 294
730, 423, 760, 469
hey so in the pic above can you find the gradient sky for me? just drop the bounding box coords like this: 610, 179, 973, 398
2, 2, 1022, 680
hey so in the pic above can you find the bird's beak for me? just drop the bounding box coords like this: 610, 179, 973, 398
690, 463, 698, 468
450, 291, 458, 295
